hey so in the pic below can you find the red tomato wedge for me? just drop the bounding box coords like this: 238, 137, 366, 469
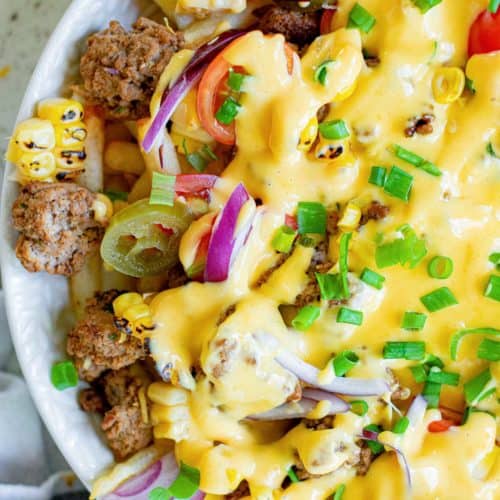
320, 9, 336, 35
197, 36, 296, 145
468, 9, 500, 56
428, 419, 455, 433
285, 214, 298, 230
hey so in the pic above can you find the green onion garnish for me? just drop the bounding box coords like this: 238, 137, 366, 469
316, 272, 343, 300
363, 424, 384, 454
488, 252, 500, 270
314, 60, 335, 86
348, 3, 376, 33
287, 467, 300, 483
339, 232, 352, 298
392, 416, 410, 434
368, 166, 387, 187
383, 341, 426, 360
477, 338, 500, 362
392, 144, 442, 176
149, 172, 175, 206
410, 364, 428, 383
422, 381, 441, 408
337, 307, 363, 325
333, 350, 359, 376
228, 68, 247, 92
427, 256, 453, 279
292, 305, 321, 331
272, 225, 297, 253
488, 0, 500, 13
318, 119, 350, 140
182, 141, 218, 173
464, 368, 495, 406
450, 327, 500, 360
411, 0, 443, 14
424, 354, 444, 369
383, 166, 413, 202
215, 96, 241, 125
297, 201, 327, 234
484, 274, 500, 302
401, 311, 427, 331
149, 462, 200, 500
376, 225, 427, 269
360, 268, 385, 289
333, 484, 346, 500
420, 287, 458, 312
426, 368, 460, 386
103, 190, 128, 202
50, 361, 78, 391
486, 142, 499, 158
465, 77, 476, 94
350, 400, 369, 416
299, 235, 316, 247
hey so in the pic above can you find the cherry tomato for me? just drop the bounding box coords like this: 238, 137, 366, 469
428, 419, 455, 433
285, 214, 298, 230
468, 9, 500, 56
320, 9, 336, 35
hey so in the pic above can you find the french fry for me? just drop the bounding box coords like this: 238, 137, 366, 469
101, 265, 136, 292
128, 170, 152, 203
105, 121, 134, 144
104, 141, 146, 176
79, 105, 105, 192
70, 250, 102, 320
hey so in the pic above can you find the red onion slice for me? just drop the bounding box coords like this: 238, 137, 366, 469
113, 460, 162, 497
204, 183, 253, 282
142, 30, 247, 152
406, 394, 427, 427
275, 349, 389, 396
175, 174, 218, 196
301, 388, 350, 413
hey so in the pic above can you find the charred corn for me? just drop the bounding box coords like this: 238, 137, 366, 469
92, 193, 114, 225
298, 116, 318, 152
112, 292, 154, 339
432, 67, 465, 104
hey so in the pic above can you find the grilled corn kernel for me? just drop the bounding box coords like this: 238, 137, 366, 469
298, 116, 318, 151
123, 303, 153, 325
54, 148, 86, 170
334, 82, 357, 102
17, 151, 56, 181
113, 292, 143, 317
92, 193, 113, 224
432, 67, 465, 104
38, 98, 84, 124
338, 202, 361, 230
11, 118, 55, 153
54, 122, 87, 147
315, 137, 347, 161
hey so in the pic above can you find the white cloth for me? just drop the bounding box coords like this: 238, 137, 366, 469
0, 291, 84, 500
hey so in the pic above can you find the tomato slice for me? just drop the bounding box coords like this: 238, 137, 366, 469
468, 9, 500, 56
320, 9, 336, 35
285, 214, 298, 230
197, 35, 296, 146
428, 419, 455, 433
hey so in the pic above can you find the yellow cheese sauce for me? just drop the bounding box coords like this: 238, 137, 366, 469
146, 1, 499, 498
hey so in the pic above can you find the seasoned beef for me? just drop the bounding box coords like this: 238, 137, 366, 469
80, 17, 183, 120
355, 445, 374, 476
101, 366, 144, 406
255, 4, 321, 46
79, 387, 106, 413
67, 290, 146, 382
303, 415, 335, 430
12, 182, 103, 276
405, 113, 435, 137
359, 201, 390, 226
225, 480, 250, 500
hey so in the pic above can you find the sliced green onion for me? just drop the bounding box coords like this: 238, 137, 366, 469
202, 144, 217, 161
427, 256, 453, 279
314, 60, 335, 86
149, 488, 169, 500
316, 272, 343, 300
392, 416, 410, 434
484, 274, 500, 302
50, 361, 78, 391
363, 424, 384, 454
103, 190, 128, 202
368, 166, 387, 187
215, 96, 241, 125
350, 400, 369, 416
292, 305, 321, 331
422, 381, 441, 408
383, 341, 426, 360
333, 350, 359, 376
336, 307, 363, 326
402, 311, 427, 331
169, 462, 200, 499
424, 354, 444, 369
465, 77, 476, 94
287, 467, 300, 483
149, 172, 175, 206
450, 327, 500, 360
228, 68, 247, 92
488, 252, 500, 270
464, 368, 495, 406
410, 364, 428, 383
391, 144, 442, 176
360, 268, 385, 289
333, 484, 346, 500
297, 201, 327, 234
412, 0, 443, 14
477, 338, 500, 362
347, 3, 376, 33
376, 226, 427, 269
488, 0, 500, 13
182, 140, 217, 172
318, 119, 350, 140
420, 287, 458, 312
272, 225, 297, 253
383, 166, 413, 202
427, 368, 460, 386
339, 232, 352, 298
486, 142, 499, 158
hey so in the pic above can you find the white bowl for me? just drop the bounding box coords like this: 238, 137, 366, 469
0, 0, 157, 489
